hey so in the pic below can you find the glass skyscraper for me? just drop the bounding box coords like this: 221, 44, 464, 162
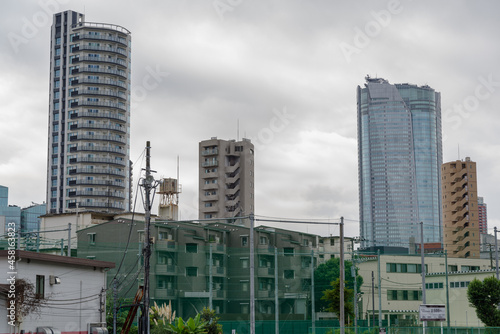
357, 77, 442, 250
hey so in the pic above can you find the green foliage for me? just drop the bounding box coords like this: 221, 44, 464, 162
106, 297, 138, 334
467, 276, 500, 326
167, 313, 208, 333
314, 258, 363, 312
321, 278, 355, 322
200, 308, 223, 334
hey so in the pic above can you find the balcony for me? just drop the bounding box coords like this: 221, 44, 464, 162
72, 99, 127, 111
76, 201, 124, 210
69, 190, 125, 199
73, 145, 126, 155
76, 55, 128, 68
70, 179, 125, 188
79, 44, 127, 56
205, 265, 226, 276
155, 264, 177, 275
202, 160, 218, 167
71, 122, 126, 133
72, 88, 127, 100
257, 290, 274, 299
71, 111, 126, 122
155, 240, 177, 252
201, 148, 218, 156
76, 66, 127, 78
69, 167, 126, 177
154, 288, 177, 299
78, 32, 128, 46
69, 134, 127, 145
76, 78, 127, 89
70, 156, 126, 166
257, 267, 274, 277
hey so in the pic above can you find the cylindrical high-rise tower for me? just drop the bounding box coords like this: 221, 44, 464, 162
46, 11, 131, 214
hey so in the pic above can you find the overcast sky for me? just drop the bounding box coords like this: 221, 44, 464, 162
1, 0, 500, 238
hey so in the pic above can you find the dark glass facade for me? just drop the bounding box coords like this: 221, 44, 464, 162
357, 77, 442, 249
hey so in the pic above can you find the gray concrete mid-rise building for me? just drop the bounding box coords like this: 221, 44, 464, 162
199, 138, 254, 220
46, 10, 131, 214
357, 76, 443, 250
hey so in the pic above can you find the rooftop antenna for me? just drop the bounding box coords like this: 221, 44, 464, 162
237, 119, 240, 141
458, 144, 460, 160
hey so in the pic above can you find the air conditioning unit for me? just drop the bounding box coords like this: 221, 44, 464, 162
150, 237, 155, 244
49, 276, 61, 285
168, 234, 173, 240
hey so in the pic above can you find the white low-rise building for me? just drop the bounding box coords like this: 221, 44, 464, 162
0, 250, 114, 334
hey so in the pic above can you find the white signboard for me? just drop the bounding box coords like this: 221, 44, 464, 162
419, 304, 446, 321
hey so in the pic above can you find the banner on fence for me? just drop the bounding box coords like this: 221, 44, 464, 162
419, 304, 446, 321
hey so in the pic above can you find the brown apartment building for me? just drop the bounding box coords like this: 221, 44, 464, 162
442, 157, 480, 258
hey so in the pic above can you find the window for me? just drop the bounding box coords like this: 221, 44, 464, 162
284, 270, 294, 279
54, 59, 61, 67
241, 280, 249, 292
186, 267, 198, 277
36, 275, 45, 298
54, 69, 60, 77
303, 239, 309, 246
240, 258, 249, 269
186, 243, 198, 253
88, 233, 96, 245
284, 248, 294, 257
260, 236, 267, 245
54, 80, 60, 88
241, 236, 248, 247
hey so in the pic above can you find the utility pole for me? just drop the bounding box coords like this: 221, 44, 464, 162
445, 251, 450, 334
113, 279, 118, 334
68, 223, 71, 257
340, 217, 345, 334
249, 213, 255, 334
209, 244, 213, 310
420, 222, 427, 334
495, 227, 499, 280
351, 262, 358, 334
311, 249, 315, 334
142, 141, 155, 334
275, 247, 279, 334
371, 271, 375, 327
377, 249, 382, 328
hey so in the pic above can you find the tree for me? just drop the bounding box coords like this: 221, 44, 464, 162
4, 279, 47, 331
321, 278, 355, 323
467, 276, 500, 326
166, 313, 207, 333
105, 298, 138, 334
314, 258, 363, 312
200, 307, 223, 334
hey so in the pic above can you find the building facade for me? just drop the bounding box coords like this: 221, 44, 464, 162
199, 138, 254, 220
0, 185, 21, 232
46, 10, 131, 214
357, 77, 442, 250
356, 253, 490, 326
77, 217, 320, 321
21, 203, 46, 233
477, 196, 487, 234
0, 250, 113, 334
442, 157, 480, 258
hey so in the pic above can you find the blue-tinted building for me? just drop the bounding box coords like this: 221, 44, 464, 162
21, 203, 46, 233
0, 185, 21, 233
357, 77, 442, 250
